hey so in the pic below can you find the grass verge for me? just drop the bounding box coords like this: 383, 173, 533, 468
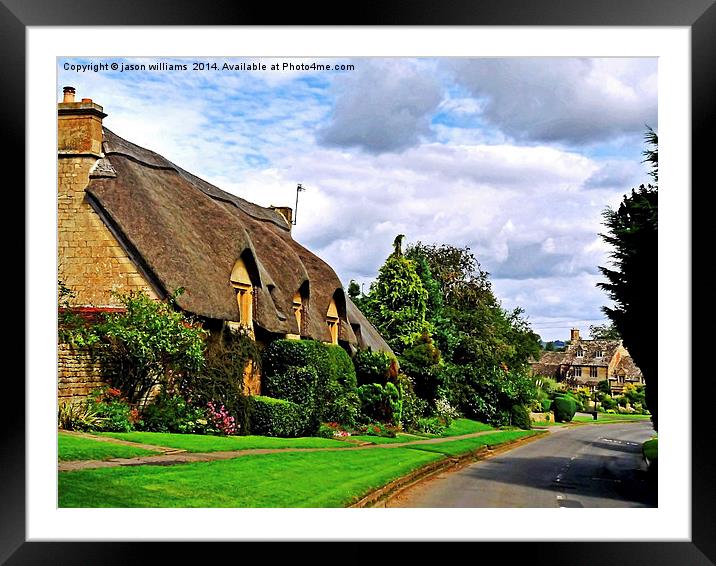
58, 428, 543, 507
58, 449, 443, 507
643, 438, 658, 462
59, 433, 159, 462
98, 432, 350, 452
572, 413, 651, 423
405, 430, 540, 457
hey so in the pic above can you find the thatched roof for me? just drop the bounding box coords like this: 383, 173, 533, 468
86, 127, 392, 355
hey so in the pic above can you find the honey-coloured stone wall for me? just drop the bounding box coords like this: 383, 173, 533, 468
58, 155, 158, 306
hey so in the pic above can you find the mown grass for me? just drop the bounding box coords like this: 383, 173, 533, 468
348, 433, 427, 444
405, 430, 541, 457
58, 449, 444, 508
98, 432, 350, 452
572, 413, 651, 423
59, 433, 159, 462
643, 438, 658, 462
440, 418, 494, 436
58, 427, 544, 507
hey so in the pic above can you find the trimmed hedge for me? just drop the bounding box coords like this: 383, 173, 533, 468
553, 395, 577, 423
263, 365, 318, 407
261, 339, 359, 427
248, 396, 307, 438
511, 404, 531, 430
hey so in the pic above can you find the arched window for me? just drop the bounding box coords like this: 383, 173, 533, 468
326, 297, 339, 345
292, 281, 309, 337
230, 256, 254, 331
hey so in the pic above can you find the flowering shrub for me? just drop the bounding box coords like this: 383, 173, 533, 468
207, 401, 238, 436
87, 386, 137, 432
318, 422, 351, 439
434, 397, 460, 425
416, 416, 446, 435
140, 392, 210, 434
359, 422, 398, 438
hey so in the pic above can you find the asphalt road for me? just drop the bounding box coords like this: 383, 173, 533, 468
387, 422, 657, 508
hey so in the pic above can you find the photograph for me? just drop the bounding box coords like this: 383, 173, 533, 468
55, 55, 659, 510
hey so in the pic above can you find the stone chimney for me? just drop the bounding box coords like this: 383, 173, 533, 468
58, 86, 106, 157
270, 206, 293, 229
570, 328, 580, 342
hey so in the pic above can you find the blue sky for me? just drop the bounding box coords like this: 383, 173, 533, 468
58, 56, 657, 341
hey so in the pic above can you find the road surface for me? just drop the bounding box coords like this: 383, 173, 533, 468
387, 422, 656, 508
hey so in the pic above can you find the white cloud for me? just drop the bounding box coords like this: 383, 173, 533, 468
57, 56, 655, 337
446, 58, 658, 145
317, 59, 443, 154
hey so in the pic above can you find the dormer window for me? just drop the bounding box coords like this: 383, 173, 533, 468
576, 347, 584, 358
595, 349, 603, 358
326, 297, 339, 345
230, 255, 256, 333
292, 291, 304, 335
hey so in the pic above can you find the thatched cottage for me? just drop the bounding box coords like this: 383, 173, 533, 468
57, 87, 391, 401
530, 328, 643, 395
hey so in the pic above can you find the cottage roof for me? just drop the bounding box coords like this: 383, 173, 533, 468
614, 355, 643, 378
562, 339, 621, 367
530, 351, 567, 377
86, 127, 392, 355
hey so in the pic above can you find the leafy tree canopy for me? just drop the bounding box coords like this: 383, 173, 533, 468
598, 127, 658, 430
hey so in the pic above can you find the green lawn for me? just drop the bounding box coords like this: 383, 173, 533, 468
405, 430, 541, 457
59, 433, 160, 462
59, 427, 544, 507
440, 418, 494, 437
348, 433, 429, 444
572, 413, 651, 423
98, 432, 351, 452
59, 448, 444, 507
530, 420, 565, 427
643, 438, 658, 462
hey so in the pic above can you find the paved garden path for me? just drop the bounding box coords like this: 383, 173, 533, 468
58, 429, 535, 472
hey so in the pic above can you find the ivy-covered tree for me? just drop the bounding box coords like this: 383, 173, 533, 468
598, 128, 658, 430
361, 237, 429, 354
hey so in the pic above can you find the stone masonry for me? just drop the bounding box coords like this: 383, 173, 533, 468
57, 343, 107, 402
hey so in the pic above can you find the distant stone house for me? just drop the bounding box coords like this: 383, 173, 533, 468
530, 328, 643, 395
57, 87, 392, 403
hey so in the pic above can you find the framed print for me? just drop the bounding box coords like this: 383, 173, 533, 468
4, 0, 712, 563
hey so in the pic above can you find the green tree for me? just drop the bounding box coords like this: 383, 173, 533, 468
589, 322, 621, 340
598, 128, 658, 430
95, 290, 207, 408
361, 237, 429, 354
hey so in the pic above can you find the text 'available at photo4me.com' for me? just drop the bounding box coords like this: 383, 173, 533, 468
62, 60, 357, 75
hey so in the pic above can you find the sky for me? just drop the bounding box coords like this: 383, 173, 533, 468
58, 56, 657, 341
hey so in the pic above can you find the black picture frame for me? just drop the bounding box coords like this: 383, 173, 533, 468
5, 0, 710, 563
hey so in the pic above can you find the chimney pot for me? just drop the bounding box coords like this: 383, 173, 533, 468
62, 86, 76, 103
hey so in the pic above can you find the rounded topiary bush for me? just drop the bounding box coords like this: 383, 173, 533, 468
248, 395, 308, 437
553, 395, 577, 423
541, 398, 552, 412
511, 404, 531, 430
